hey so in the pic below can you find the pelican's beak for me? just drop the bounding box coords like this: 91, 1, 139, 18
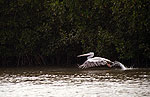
77, 53, 90, 57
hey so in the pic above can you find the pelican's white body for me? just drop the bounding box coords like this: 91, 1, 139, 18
77, 52, 127, 70
77, 52, 112, 68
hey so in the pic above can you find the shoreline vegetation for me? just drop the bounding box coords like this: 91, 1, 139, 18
0, 0, 149, 67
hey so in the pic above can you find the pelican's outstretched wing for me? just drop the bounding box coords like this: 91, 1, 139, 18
78, 59, 107, 69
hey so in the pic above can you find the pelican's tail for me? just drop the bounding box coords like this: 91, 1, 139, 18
112, 61, 127, 70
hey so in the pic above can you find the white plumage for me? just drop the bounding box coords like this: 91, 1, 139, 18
77, 52, 127, 70
77, 52, 113, 69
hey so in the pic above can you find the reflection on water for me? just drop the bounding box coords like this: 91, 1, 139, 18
0, 67, 150, 97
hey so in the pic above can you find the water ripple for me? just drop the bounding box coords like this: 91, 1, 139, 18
0, 68, 150, 97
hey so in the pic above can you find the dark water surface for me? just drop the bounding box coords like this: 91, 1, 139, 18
0, 67, 150, 97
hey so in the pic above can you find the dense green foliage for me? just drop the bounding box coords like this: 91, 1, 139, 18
0, 0, 149, 67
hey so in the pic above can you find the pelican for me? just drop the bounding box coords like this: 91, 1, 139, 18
77, 52, 127, 70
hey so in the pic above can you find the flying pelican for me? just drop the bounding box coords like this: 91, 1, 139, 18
77, 52, 127, 70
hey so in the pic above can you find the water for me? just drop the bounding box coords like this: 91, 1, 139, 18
0, 67, 150, 97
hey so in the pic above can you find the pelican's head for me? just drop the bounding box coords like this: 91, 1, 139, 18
77, 52, 94, 59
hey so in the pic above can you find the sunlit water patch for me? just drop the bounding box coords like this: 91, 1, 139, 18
0, 67, 150, 97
